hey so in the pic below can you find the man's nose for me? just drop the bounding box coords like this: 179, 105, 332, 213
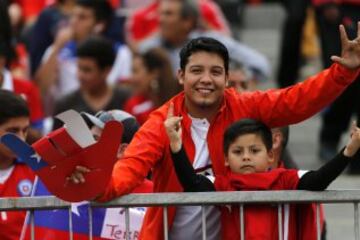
199, 71, 212, 84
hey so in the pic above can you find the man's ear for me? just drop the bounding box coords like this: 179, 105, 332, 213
177, 69, 184, 85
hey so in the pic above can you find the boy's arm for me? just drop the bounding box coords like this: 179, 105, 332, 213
170, 146, 215, 192
297, 150, 353, 190
298, 122, 360, 190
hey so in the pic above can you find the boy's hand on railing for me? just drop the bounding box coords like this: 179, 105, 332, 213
331, 22, 360, 70
344, 121, 360, 157
164, 102, 183, 153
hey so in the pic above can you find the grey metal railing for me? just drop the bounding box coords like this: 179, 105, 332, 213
1, 190, 360, 240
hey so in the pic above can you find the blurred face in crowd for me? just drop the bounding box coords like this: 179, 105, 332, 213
90, 125, 127, 159
225, 133, 274, 174
0, 117, 29, 161
70, 6, 97, 41
159, 0, 192, 44
77, 57, 109, 92
228, 69, 249, 93
178, 51, 228, 116
131, 56, 159, 95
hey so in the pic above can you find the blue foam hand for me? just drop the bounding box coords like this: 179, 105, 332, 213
0, 133, 48, 171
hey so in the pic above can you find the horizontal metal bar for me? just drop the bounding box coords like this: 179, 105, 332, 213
2, 190, 360, 210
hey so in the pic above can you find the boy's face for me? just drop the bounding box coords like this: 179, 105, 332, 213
225, 133, 274, 174
77, 57, 109, 92
0, 117, 29, 159
178, 51, 228, 114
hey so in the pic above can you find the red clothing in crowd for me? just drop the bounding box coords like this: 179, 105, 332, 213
1, 70, 44, 128
12, 0, 52, 21
126, 0, 231, 43
0, 163, 35, 240
97, 64, 359, 240
13, 78, 44, 128
214, 168, 322, 240
124, 95, 156, 125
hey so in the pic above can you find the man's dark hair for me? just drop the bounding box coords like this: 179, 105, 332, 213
0, 90, 29, 125
76, 0, 112, 24
223, 119, 273, 155
76, 36, 115, 69
179, 37, 229, 74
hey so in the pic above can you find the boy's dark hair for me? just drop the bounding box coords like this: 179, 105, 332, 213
179, 37, 229, 74
76, 0, 112, 24
223, 119, 273, 155
76, 36, 115, 69
0, 90, 29, 125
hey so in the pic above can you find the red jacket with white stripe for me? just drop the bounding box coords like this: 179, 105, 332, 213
98, 64, 359, 240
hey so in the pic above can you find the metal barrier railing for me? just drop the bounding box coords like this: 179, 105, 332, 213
1, 190, 360, 240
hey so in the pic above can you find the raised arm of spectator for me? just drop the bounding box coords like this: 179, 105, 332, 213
34, 26, 73, 94
238, 23, 360, 128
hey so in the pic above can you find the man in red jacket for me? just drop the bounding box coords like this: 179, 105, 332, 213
70, 23, 360, 240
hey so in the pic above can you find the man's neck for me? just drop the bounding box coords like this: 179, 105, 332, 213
185, 100, 222, 122
83, 84, 109, 98
82, 85, 113, 112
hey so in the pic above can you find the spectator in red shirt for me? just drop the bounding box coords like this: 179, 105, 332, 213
126, 0, 231, 50
0, 89, 35, 240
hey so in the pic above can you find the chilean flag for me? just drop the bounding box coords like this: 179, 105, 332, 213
20, 177, 146, 240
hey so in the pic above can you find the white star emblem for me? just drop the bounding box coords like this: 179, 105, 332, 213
30, 153, 42, 163
71, 201, 89, 217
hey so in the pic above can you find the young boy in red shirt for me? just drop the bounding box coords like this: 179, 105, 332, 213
0, 89, 35, 240
164, 105, 360, 239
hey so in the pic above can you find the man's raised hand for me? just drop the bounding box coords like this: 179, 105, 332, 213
331, 22, 360, 70
164, 102, 183, 153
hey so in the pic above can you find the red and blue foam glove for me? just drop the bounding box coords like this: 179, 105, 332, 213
0, 113, 123, 202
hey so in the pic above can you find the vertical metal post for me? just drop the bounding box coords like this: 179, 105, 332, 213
88, 206, 93, 240
278, 204, 283, 240
316, 203, 321, 240
125, 208, 130, 240
69, 207, 73, 240
30, 210, 35, 240
240, 204, 245, 240
202, 206, 207, 240
355, 202, 359, 240
163, 207, 169, 240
